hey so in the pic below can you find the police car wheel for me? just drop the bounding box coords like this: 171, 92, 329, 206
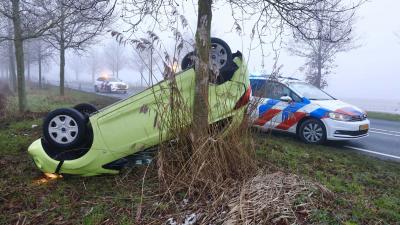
299, 119, 326, 144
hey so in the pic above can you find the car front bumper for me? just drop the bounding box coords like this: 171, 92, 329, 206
322, 118, 370, 140
110, 88, 128, 92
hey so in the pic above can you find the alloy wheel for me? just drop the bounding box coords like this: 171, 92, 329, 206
302, 122, 324, 143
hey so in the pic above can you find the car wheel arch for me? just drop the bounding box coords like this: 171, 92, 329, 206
296, 116, 327, 136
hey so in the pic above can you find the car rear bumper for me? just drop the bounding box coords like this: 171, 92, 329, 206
322, 118, 370, 140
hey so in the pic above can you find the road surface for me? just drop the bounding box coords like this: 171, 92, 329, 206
57, 81, 400, 162
336, 118, 400, 162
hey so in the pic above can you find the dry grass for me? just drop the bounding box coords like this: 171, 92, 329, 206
220, 172, 332, 225
154, 79, 257, 200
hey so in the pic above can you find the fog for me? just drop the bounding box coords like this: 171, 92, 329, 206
40, 0, 400, 101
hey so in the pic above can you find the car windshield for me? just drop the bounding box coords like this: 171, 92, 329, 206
288, 82, 334, 100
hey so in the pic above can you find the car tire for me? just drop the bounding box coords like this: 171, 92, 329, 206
210, 37, 233, 69
73, 103, 98, 118
43, 108, 87, 150
180, 38, 234, 84
298, 118, 326, 144
94, 86, 99, 92
181, 51, 195, 70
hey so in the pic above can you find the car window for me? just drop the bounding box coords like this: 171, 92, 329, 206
288, 82, 334, 100
265, 81, 290, 99
97, 77, 105, 81
250, 79, 301, 102
250, 79, 267, 98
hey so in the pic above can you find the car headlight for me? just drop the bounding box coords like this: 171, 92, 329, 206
328, 112, 353, 121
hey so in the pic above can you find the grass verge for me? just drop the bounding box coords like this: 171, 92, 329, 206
255, 131, 400, 224
367, 111, 400, 121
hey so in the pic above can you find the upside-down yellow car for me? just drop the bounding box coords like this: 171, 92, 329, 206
28, 38, 251, 176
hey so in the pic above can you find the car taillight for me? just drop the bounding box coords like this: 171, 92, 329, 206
234, 86, 251, 110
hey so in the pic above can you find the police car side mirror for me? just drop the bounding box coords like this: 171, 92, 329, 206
280, 95, 293, 102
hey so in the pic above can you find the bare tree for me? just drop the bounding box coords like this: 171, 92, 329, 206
128, 45, 161, 87
86, 48, 102, 83
103, 40, 127, 79
2, 19, 16, 91
24, 39, 35, 86
30, 38, 53, 88
45, 0, 115, 95
0, 17, 15, 90
287, 0, 357, 88
0, 0, 60, 112
68, 52, 84, 83
0, 41, 8, 80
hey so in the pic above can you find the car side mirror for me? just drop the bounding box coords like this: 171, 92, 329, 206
280, 96, 293, 102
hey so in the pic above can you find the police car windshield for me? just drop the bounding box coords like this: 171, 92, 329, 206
288, 82, 333, 100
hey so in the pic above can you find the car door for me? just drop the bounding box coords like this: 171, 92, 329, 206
250, 79, 281, 128
269, 82, 307, 131
251, 80, 303, 130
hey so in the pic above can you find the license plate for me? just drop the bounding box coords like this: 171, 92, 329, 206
359, 124, 369, 131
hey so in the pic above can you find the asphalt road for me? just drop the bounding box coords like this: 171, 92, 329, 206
337, 118, 400, 162
63, 82, 142, 99
59, 81, 400, 162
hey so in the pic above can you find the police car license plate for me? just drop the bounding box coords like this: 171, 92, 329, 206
359, 124, 369, 131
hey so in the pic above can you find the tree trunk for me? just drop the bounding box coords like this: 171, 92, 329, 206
315, 20, 323, 89
59, 45, 65, 96
316, 41, 322, 89
140, 71, 144, 86
7, 19, 17, 92
38, 51, 42, 88
59, 9, 66, 96
27, 54, 31, 87
12, 0, 27, 112
91, 68, 95, 83
28, 59, 31, 84
193, 0, 212, 138
116, 60, 119, 79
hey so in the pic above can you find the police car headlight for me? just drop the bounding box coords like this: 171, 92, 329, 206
328, 112, 353, 121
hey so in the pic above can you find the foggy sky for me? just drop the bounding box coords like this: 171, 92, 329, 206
56, 0, 400, 101
209, 0, 400, 100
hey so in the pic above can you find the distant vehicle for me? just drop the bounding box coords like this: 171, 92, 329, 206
94, 76, 128, 94
28, 38, 251, 176
249, 75, 370, 144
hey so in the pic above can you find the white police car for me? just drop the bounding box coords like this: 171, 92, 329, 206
249, 75, 369, 144
94, 76, 129, 94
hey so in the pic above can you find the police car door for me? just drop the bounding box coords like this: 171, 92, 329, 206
250, 80, 283, 128
252, 80, 300, 129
